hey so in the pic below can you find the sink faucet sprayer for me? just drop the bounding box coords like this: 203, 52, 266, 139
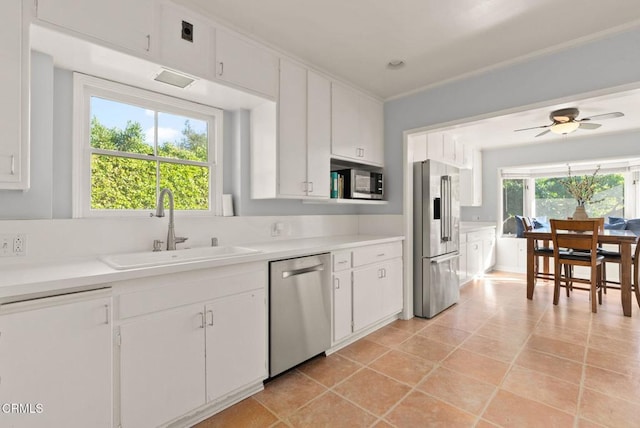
154, 188, 188, 251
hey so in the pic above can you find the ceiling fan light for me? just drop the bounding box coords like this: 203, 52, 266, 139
550, 121, 580, 135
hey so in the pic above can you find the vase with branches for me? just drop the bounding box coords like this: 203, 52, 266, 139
561, 165, 602, 218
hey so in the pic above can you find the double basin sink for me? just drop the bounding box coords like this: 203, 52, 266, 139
100, 246, 261, 270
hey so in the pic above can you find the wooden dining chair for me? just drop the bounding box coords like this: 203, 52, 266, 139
590, 217, 625, 294
520, 217, 555, 284
550, 219, 604, 313
633, 242, 640, 308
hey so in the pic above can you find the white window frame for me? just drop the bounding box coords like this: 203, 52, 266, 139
72, 73, 223, 218
499, 160, 638, 236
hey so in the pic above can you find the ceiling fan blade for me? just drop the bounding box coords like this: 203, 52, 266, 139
514, 124, 551, 132
535, 130, 551, 137
579, 122, 601, 130
580, 112, 624, 121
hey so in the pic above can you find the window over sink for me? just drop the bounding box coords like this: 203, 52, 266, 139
72, 74, 223, 217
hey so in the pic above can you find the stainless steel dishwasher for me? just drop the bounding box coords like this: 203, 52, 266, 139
269, 253, 331, 377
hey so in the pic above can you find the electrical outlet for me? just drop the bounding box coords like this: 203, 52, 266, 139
14, 234, 25, 255
271, 222, 283, 237
0, 234, 26, 257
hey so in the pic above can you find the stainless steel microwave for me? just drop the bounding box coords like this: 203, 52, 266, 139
336, 169, 384, 200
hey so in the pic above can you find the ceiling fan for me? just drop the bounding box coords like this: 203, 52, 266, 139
514, 107, 624, 137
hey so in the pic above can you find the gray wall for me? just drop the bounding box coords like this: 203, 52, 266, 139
382, 26, 640, 217
0, 51, 54, 219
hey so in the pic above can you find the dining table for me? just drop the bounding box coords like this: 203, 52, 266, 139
524, 227, 639, 317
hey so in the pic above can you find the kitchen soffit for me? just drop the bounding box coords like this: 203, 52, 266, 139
175, 0, 640, 100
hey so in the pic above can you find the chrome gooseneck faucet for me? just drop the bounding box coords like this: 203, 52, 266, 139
155, 188, 188, 250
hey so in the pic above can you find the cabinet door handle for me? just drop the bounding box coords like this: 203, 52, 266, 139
377, 253, 385, 257
104, 304, 110, 325
334, 277, 340, 289
146, 34, 151, 52
10, 155, 15, 175
219, 61, 224, 76
199, 312, 205, 329
308, 181, 313, 193
207, 310, 214, 326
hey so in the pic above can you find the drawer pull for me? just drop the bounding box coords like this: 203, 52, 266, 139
377, 253, 385, 257
198, 312, 205, 329
337, 260, 348, 264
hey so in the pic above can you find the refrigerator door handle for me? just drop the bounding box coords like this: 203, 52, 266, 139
447, 175, 453, 241
430, 252, 460, 264
441, 176, 451, 242
440, 176, 447, 241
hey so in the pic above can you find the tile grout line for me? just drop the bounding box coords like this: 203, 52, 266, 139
573, 310, 593, 428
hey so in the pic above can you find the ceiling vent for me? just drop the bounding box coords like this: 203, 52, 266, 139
153, 69, 196, 89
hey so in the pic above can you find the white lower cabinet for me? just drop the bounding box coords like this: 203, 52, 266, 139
380, 258, 403, 317
459, 227, 496, 283
352, 265, 383, 331
332, 269, 352, 343
205, 290, 266, 402
119, 304, 206, 428
353, 258, 403, 332
115, 263, 267, 428
0, 290, 112, 428
466, 238, 483, 278
331, 241, 403, 346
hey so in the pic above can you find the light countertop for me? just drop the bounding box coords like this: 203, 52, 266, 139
460, 222, 497, 233
0, 234, 404, 303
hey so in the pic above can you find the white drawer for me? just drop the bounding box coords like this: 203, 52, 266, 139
482, 229, 496, 241
467, 231, 484, 243
352, 242, 402, 267
333, 250, 352, 272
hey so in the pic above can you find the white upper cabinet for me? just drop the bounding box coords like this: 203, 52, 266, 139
0, 0, 28, 189
253, 59, 330, 199
215, 29, 278, 99
159, 1, 212, 78
306, 70, 331, 198
426, 133, 465, 168
36, 0, 155, 56
277, 59, 308, 197
360, 95, 384, 165
331, 83, 384, 166
460, 147, 482, 206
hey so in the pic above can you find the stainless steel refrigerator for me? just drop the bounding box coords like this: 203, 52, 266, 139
413, 160, 460, 318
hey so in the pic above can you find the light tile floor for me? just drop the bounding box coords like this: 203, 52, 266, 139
195, 272, 640, 427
